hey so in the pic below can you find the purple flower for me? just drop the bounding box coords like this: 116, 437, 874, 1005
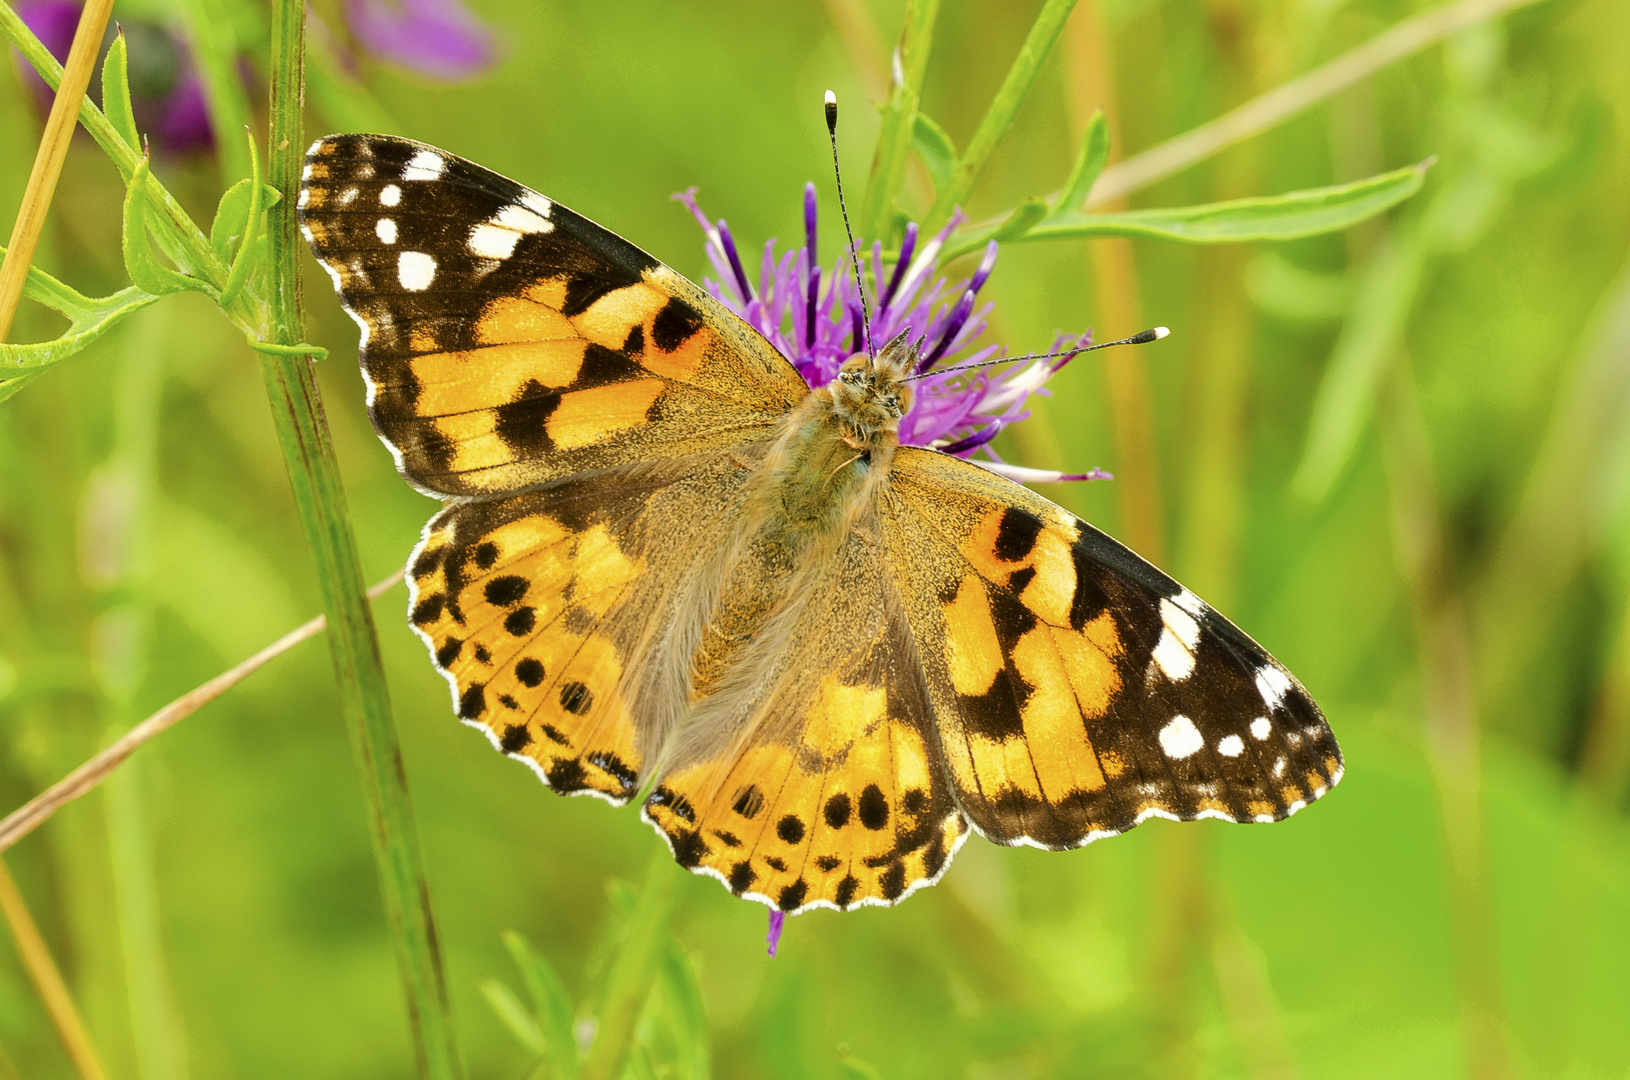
343, 0, 496, 81
12, 1, 215, 153
674, 187, 1112, 485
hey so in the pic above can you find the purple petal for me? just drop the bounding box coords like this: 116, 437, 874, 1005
922, 290, 975, 368
939, 420, 1003, 455
969, 240, 999, 295
766, 910, 785, 957
345, 0, 497, 81
803, 181, 818, 269
153, 69, 215, 153
880, 221, 917, 315
804, 264, 820, 349
716, 219, 754, 305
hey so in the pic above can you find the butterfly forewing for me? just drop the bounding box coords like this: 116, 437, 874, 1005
882, 448, 1342, 848
297, 134, 806, 497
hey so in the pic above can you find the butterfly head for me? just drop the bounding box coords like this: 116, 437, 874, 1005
829, 330, 917, 449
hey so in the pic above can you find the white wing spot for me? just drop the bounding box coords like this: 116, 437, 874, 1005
1171, 588, 1205, 617
380, 184, 402, 207
1273, 756, 1286, 778
1158, 715, 1203, 759
301, 163, 313, 181
468, 222, 521, 259
521, 191, 553, 217
1217, 734, 1244, 758
1152, 598, 1200, 682
398, 251, 436, 291
1256, 666, 1292, 710
1253, 813, 1275, 824
338, 186, 359, 206
402, 150, 445, 181
296, 187, 309, 209
1314, 785, 1327, 798
1287, 799, 1307, 815
1250, 716, 1272, 740
495, 204, 552, 233
376, 219, 398, 244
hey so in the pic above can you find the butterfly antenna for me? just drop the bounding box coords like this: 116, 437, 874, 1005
901, 326, 1170, 382
825, 90, 873, 358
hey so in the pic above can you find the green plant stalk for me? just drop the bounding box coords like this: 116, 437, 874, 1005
581, 855, 682, 1080
261, 2, 460, 1077
923, 0, 1078, 232
858, 0, 939, 244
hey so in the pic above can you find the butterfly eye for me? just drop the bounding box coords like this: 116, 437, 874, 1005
883, 394, 900, 415
839, 371, 860, 386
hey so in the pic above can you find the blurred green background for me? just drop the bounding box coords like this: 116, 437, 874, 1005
3, 0, 1629, 1077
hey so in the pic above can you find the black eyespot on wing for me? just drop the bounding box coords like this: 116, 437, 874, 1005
473, 542, 498, 570
776, 815, 806, 844
858, 785, 889, 830
458, 683, 485, 719
484, 575, 529, 607
824, 793, 852, 829
994, 506, 1043, 563
504, 607, 536, 636
732, 785, 765, 819
777, 880, 808, 911
652, 297, 703, 351
499, 724, 531, 753
515, 658, 545, 686
559, 681, 593, 716
436, 638, 462, 667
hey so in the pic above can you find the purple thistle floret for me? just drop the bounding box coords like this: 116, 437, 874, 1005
672, 188, 1111, 485
344, 0, 496, 81
13, 1, 216, 154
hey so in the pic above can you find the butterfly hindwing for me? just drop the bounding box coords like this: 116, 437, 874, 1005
298, 135, 807, 497
882, 448, 1342, 848
407, 454, 758, 803
642, 516, 969, 913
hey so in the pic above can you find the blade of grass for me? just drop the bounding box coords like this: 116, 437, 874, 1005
262, 3, 460, 1075
0, 0, 116, 341
581, 853, 682, 1080
0, 573, 402, 855
923, 0, 1077, 233
0, 859, 111, 1080
177, 0, 254, 185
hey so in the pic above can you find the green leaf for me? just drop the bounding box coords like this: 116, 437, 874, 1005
219, 130, 270, 307
481, 979, 549, 1056
940, 161, 1432, 261
1053, 109, 1109, 217
100, 29, 140, 150
1, 286, 162, 372
911, 112, 957, 196
502, 931, 578, 1080
858, 0, 941, 244
655, 941, 709, 1080
992, 196, 1048, 243
123, 159, 212, 297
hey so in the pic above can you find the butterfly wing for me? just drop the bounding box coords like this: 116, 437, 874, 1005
881, 447, 1342, 847
642, 517, 969, 913
298, 134, 807, 497
408, 453, 758, 803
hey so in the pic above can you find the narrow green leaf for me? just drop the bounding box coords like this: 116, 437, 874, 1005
580, 855, 680, 1080
502, 931, 578, 1080
924, 0, 1079, 231
0, 242, 95, 320
0, 372, 46, 404
100, 29, 140, 150
992, 196, 1048, 243
939, 162, 1431, 261
1, 286, 162, 371
656, 941, 709, 1080
219, 129, 266, 307
481, 980, 549, 1056
910, 112, 956, 196
858, 0, 940, 243
123, 159, 210, 297
1053, 109, 1109, 217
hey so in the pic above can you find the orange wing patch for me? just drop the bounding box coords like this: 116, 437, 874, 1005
644, 676, 967, 913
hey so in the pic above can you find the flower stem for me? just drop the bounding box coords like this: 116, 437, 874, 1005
581, 853, 682, 1080
924, 0, 1079, 233
262, 2, 460, 1077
